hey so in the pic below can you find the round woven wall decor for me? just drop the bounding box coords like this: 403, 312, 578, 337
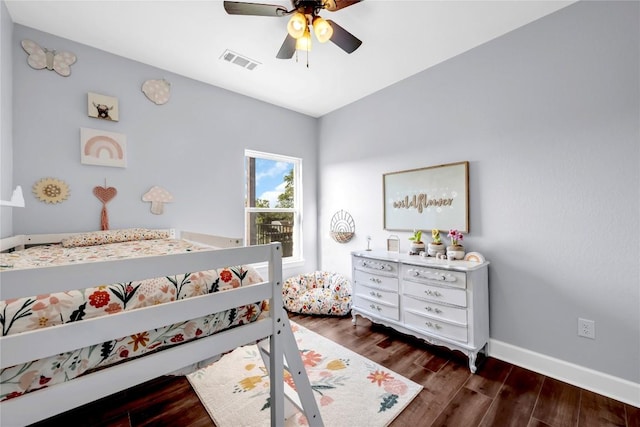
330, 210, 355, 243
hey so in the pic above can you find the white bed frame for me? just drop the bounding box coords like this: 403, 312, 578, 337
0, 230, 322, 426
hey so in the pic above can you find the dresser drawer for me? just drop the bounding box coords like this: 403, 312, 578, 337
402, 295, 467, 326
403, 265, 466, 289
356, 283, 399, 307
404, 311, 468, 343
354, 269, 399, 292
354, 295, 400, 321
403, 280, 467, 307
353, 257, 399, 277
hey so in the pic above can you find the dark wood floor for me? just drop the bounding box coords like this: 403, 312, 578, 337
30, 313, 639, 427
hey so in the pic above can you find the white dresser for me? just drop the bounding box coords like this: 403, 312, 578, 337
351, 250, 489, 373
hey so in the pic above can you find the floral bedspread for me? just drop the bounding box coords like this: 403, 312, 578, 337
0, 238, 265, 401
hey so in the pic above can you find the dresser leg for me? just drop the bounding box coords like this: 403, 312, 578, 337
469, 352, 478, 374
351, 313, 357, 326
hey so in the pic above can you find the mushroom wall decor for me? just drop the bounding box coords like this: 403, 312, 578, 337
142, 186, 173, 215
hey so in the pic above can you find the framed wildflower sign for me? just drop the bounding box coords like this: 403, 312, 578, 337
383, 161, 469, 232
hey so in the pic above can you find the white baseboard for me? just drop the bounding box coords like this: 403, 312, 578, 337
488, 339, 640, 408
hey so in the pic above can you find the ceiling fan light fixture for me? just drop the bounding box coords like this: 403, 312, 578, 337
312, 16, 333, 43
287, 12, 307, 39
295, 28, 312, 52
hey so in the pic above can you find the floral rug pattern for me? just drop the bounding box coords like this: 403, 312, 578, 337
187, 322, 423, 426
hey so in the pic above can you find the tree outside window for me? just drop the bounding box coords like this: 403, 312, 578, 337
245, 150, 301, 259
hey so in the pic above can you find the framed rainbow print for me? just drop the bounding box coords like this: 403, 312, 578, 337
80, 127, 127, 168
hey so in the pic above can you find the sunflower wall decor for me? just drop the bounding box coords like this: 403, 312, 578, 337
33, 178, 70, 204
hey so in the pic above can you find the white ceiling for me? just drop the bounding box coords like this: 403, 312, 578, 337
6, 0, 575, 117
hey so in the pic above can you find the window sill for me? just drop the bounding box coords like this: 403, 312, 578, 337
283, 258, 305, 269
250, 257, 304, 269
249, 257, 305, 278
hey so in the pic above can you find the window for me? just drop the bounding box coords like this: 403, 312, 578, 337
245, 150, 302, 261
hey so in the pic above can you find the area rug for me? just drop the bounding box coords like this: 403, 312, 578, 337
186, 321, 423, 427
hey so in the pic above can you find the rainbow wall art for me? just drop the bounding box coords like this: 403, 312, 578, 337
80, 128, 127, 168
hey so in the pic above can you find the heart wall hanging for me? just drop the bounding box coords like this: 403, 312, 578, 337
93, 183, 117, 230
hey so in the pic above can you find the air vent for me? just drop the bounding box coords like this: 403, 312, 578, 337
220, 49, 260, 71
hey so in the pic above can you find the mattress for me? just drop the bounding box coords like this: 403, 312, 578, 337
0, 235, 265, 401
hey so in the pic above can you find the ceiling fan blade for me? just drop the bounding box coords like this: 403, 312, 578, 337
276, 34, 296, 59
323, 0, 363, 12
223, 1, 288, 17
326, 20, 362, 54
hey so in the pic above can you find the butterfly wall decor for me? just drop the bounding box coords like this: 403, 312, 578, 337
21, 39, 77, 77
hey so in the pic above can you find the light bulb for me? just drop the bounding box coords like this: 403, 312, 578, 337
295, 28, 312, 51
287, 12, 307, 39
313, 17, 333, 43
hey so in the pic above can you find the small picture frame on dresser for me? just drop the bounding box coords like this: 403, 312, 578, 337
386, 235, 400, 252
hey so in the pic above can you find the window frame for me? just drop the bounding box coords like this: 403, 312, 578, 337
244, 149, 303, 264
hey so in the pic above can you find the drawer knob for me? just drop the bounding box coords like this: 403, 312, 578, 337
425, 321, 443, 330
369, 304, 382, 312
369, 277, 381, 283
425, 306, 443, 314
424, 290, 442, 297
413, 270, 446, 281
370, 291, 382, 298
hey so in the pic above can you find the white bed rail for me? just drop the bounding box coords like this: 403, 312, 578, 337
0, 242, 300, 426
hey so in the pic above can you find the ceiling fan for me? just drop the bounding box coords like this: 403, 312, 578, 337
223, 0, 363, 59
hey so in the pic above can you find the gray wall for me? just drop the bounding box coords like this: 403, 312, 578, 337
4, 0, 638, 388
0, 0, 13, 237
8, 24, 318, 276
318, 1, 639, 383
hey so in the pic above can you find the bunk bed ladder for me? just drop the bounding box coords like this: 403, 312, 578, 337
259, 309, 324, 427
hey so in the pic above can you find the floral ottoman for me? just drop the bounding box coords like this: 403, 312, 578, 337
282, 271, 352, 316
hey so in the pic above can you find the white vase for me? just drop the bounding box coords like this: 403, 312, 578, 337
409, 242, 425, 255
427, 242, 445, 257
446, 245, 465, 260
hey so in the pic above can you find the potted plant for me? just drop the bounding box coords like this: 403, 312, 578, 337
446, 229, 465, 260
427, 229, 446, 257
408, 230, 425, 255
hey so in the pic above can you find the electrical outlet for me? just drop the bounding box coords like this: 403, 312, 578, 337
578, 318, 595, 339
